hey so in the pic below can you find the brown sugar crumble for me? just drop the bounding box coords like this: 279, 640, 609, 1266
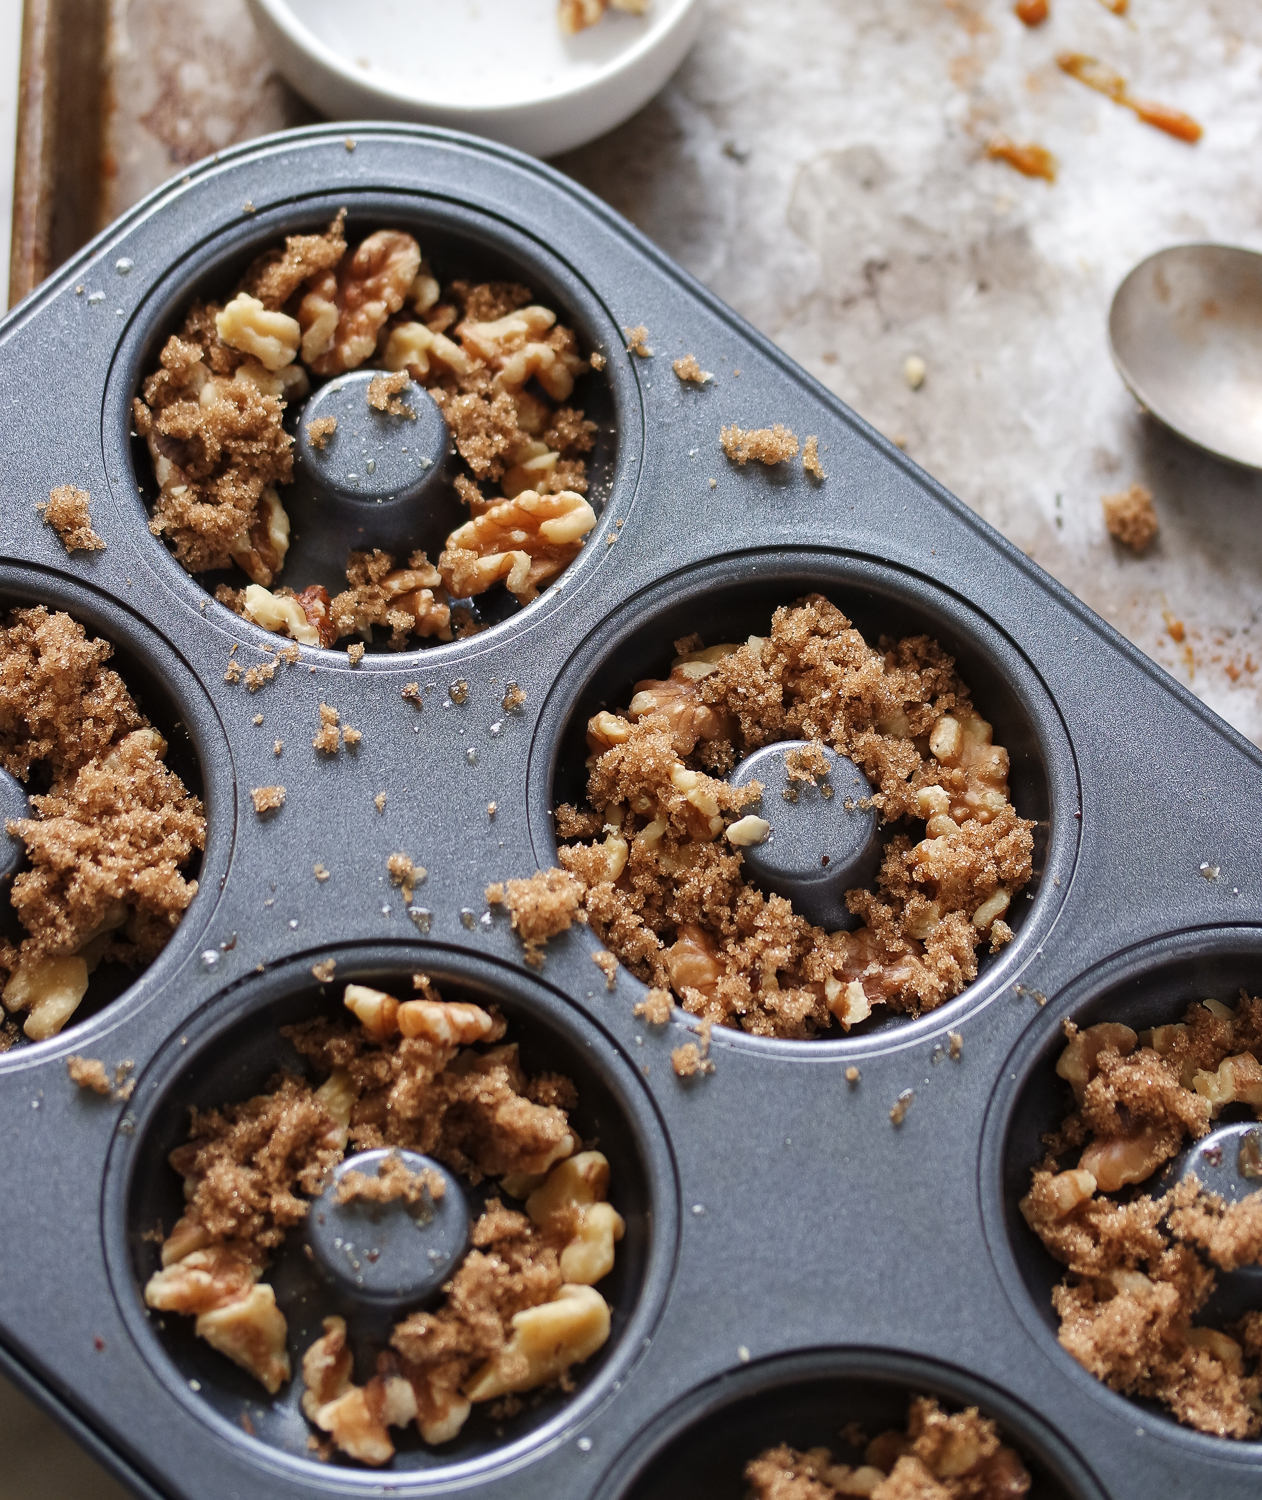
721, 423, 800, 466
802, 436, 826, 480
672, 354, 712, 385
623, 325, 651, 357
506, 597, 1032, 1040
1102, 483, 1159, 552
346, 642, 365, 666
845, 1066, 861, 1084
135, 214, 600, 652
633, 987, 672, 1025
592, 950, 618, 990
335, 1149, 445, 1206
402, 681, 422, 707
145, 978, 623, 1464
68, 1055, 112, 1095
502, 683, 526, 714
243, 660, 277, 693
0, 607, 206, 1042
486, 869, 587, 967
374, 792, 387, 813
387, 853, 425, 904
39, 486, 105, 552
745, 1396, 1031, 1499
889, 1090, 915, 1126
306, 416, 337, 450
366, 370, 415, 419
313, 704, 359, 754
251, 785, 285, 814
1020, 996, 1262, 1437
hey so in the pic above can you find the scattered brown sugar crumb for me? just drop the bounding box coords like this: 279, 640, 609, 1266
1102, 483, 1158, 552
889, 1089, 914, 1126
374, 792, 387, 813
251, 785, 285, 814
387, 853, 425, 903
671, 1042, 712, 1078
305, 416, 337, 450
313, 864, 330, 882
244, 660, 277, 693
502, 683, 526, 714
311, 959, 336, 983
346, 642, 364, 666
367, 370, 415, 419
721, 423, 800, 466
623, 325, 651, 356
39, 486, 105, 552
277, 643, 300, 666
745, 1396, 1030, 1499
312, 704, 355, 753
845, 1066, 860, 1084
1015, 0, 1048, 22
1057, 54, 1203, 143
1021, 996, 1262, 1438
986, 136, 1057, 182
147, 977, 620, 1459
538, 596, 1033, 1040
589, 351, 606, 371
672, 354, 712, 384
253, 714, 264, 726
486, 869, 586, 967
224, 659, 242, 685
633, 988, 672, 1025
68, 1055, 112, 1095
948, 1030, 963, 1060
335, 1150, 445, 1206
802, 436, 826, 480
342, 726, 361, 748
402, 682, 422, 707
273, 740, 283, 756
592, 950, 618, 990
0, 607, 206, 1042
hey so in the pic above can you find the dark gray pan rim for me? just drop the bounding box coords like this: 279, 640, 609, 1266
100, 942, 680, 1489
0, 561, 234, 1068
981, 924, 1262, 1464
101, 188, 641, 668
589, 1345, 1107, 1500
527, 546, 1081, 1059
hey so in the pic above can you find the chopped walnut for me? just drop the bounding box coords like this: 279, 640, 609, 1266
0, 609, 204, 1041
251, 785, 285, 814
1102, 483, 1159, 552
439, 489, 596, 604
745, 1397, 1029, 1500
672, 354, 712, 384
150, 980, 619, 1458
1022, 994, 1262, 1438
721, 423, 800, 465
529, 598, 1032, 1039
39, 486, 104, 551
311, 959, 336, 983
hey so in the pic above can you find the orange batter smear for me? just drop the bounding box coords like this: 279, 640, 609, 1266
1057, 54, 1202, 143
986, 137, 1057, 182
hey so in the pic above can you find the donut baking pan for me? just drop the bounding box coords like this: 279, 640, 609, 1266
0, 123, 1260, 1500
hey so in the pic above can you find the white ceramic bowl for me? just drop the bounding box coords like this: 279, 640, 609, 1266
247, 0, 703, 158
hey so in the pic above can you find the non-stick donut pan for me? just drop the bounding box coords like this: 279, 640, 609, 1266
0, 123, 1259, 1500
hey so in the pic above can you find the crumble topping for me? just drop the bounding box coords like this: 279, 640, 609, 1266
500, 597, 1032, 1038
1020, 996, 1262, 1437
135, 217, 601, 650
623, 325, 652, 356
721, 424, 800, 466
672, 354, 712, 384
39, 486, 105, 552
1102, 483, 1158, 552
802, 436, 826, 480
0, 607, 205, 1042
146, 979, 622, 1464
745, 1396, 1031, 1499
251, 785, 285, 814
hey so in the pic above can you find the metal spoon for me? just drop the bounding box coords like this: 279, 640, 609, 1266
1108, 243, 1262, 469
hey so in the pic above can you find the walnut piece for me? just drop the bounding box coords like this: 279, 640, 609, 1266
440, 489, 596, 604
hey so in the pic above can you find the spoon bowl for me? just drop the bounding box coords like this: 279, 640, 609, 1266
1109, 243, 1262, 469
